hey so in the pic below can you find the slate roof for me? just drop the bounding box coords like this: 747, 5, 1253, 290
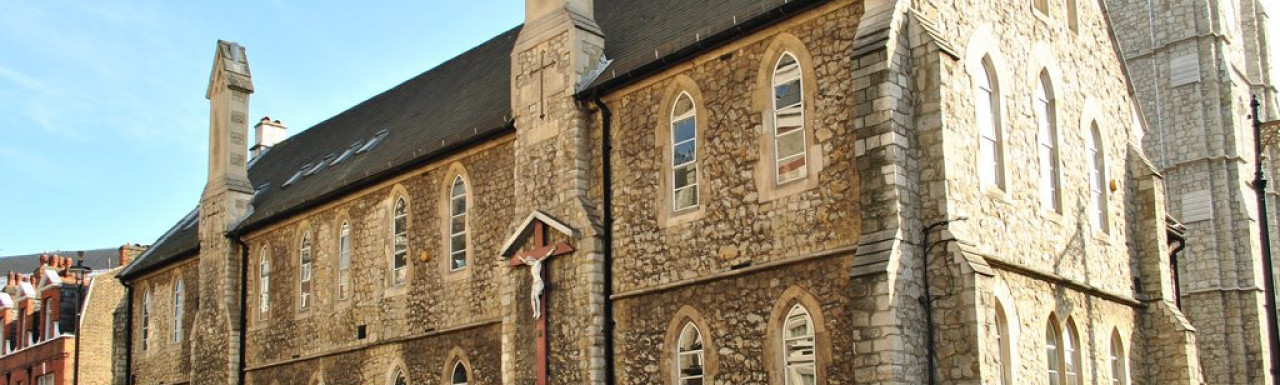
122, 0, 832, 280
0, 248, 121, 276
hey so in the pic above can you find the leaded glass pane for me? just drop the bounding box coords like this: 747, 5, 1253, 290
673, 118, 696, 143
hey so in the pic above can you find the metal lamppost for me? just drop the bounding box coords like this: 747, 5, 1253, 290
68, 252, 91, 385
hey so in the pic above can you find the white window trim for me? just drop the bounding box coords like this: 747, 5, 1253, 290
994, 303, 1013, 385
449, 178, 468, 271
392, 197, 409, 285
772, 52, 807, 185
451, 362, 469, 385
975, 58, 1005, 192
1110, 331, 1129, 385
1087, 124, 1108, 232
338, 222, 351, 301
1046, 319, 1061, 385
676, 323, 705, 384
260, 248, 271, 316
782, 304, 816, 385
172, 279, 183, 343
1035, 74, 1062, 214
670, 92, 699, 212
299, 232, 313, 311
141, 290, 152, 352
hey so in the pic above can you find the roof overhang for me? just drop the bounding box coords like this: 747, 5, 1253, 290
499, 211, 579, 257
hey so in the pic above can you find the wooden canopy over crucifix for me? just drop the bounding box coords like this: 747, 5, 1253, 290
501, 211, 579, 385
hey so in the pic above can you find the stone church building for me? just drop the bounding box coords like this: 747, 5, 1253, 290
114, 0, 1214, 384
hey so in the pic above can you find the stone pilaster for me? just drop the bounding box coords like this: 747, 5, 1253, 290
502, 3, 607, 384
192, 40, 254, 385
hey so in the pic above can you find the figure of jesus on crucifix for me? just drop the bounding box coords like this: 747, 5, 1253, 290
518, 245, 556, 319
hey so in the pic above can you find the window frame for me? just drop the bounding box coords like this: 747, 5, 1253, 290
338, 221, 352, 301
1035, 72, 1062, 213
781, 304, 817, 385
172, 278, 183, 343
141, 289, 152, 352
675, 323, 704, 385
1109, 330, 1128, 385
450, 361, 469, 385
449, 177, 469, 271
259, 247, 271, 316
1046, 315, 1062, 385
994, 302, 1013, 385
298, 231, 313, 311
670, 91, 699, 212
1087, 123, 1108, 233
391, 196, 409, 286
974, 56, 1005, 192
771, 52, 808, 185
1063, 319, 1082, 385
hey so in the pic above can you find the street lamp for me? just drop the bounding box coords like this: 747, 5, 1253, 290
67, 252, 91, 385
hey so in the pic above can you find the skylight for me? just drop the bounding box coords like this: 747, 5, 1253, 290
282, 165, 310, 188
357, 130, 389, 154
331, 141, 363, 166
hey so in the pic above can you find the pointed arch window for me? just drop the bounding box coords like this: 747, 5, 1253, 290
975, 57, 1004, 190
772, 52, 807, 184
391, 369, 407, 385
671, 92, 699, 211
1033, 0, 1049, 14
172, 278, 184, 343
782, 304, 816, 385
1109, 331, 1128, 385
676, 323, 704, 384
392, 197, 409, 285
338, 222, 352, 300
141, 289, 152, 352
1064, 320, 1081, 385
449, 177, 468, 271
451, 362, 469, 385
1035, 73, 1061, 213
1087, 123, 1107, 231
1046, 316, 1062, 385
299, 232, 313, 310
994, 302, 1012, 385
259, 247, 271, 314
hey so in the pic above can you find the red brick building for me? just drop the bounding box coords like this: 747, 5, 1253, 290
0, 248, 136, 385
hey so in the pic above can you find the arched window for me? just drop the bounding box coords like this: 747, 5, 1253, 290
299, 232, 313, 310
782, 304, 816, 385
975, 57, 1004, 190
994, 301, 1012, 385
450, 362, 468, 385
172, 278, 184, 343
1035, 73, 1061, 213
772, 52, 807, 184
391, 369, 407, 385
676, 323, 704, 384
392, 197, 409, 285
259, 247, 271, 314
449, 177, 468, 271
1046, 316, 1061, 385
671, 92, 699, 211
338, 222, 352, 300
1087, 123, 1107, 231
1064, 320, 1081, 385
1067, 0, 1079, 32
141, 289, 152, 352
1033, 0, 1049, 14
1110, 330, 1128, 385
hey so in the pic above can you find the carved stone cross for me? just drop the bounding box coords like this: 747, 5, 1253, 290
535, 49, 557, 119
509, 220, 574, 385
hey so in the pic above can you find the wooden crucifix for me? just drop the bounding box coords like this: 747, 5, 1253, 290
509, 220, 574, 385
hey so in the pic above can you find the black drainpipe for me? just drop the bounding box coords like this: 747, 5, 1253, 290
1167, 223, 1187, 309
118, 279, 134, 385
592, 95, 617, 385
233, 236, 251, 385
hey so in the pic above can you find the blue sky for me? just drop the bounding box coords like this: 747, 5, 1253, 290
0, 2, 1278, 256
0, 1, 522, 255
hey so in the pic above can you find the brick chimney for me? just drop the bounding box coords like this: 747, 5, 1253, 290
118, 244, 148, 267
251, 116, 287, 159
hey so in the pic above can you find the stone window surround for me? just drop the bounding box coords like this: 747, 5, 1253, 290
386, 360, 410, 385
1035, 71, 1064, 215
256, 245, 271, 328
141, 287, 152, 354
1045, 312, 1062, 383
386, 184, 414, 297
965, 27, 1016, 203
1084, 119, 1111, 237
753, 33, 823, 203
655, 75, 709, 228
1045, 313, 1084, 385
442, 347, 474, 385
660, 306, 718, 384
764, 286, 830, 385
992, 299, 1013, 385
1026, 44, 1067, 221
989, 283, 1022, 384
439, 163, 475, 282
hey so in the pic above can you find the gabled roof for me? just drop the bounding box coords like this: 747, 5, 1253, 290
0, 248, 120, 276
125, 0, 833, 281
